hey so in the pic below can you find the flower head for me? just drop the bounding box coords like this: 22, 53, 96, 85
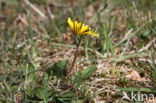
67, 17, 99, 37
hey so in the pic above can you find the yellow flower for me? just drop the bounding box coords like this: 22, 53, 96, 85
67, 17, 99, 37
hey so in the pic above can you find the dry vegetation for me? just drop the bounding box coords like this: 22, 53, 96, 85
0, 0, 156, 103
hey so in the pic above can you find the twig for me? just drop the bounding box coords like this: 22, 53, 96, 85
47, 7, 55, 19
18, 14, 28, 26
52, 2, 71, 8
115, 29, 133, 47
24, 0, 46, 19
139, 38, 156, 52
114, 51, 151, 63
139, 58, 156, 64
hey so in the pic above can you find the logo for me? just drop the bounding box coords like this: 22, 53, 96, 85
121, 91, 155, 102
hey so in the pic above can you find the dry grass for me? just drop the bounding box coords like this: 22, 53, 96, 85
0, 0, 156, 102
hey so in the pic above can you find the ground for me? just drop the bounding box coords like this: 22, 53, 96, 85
0, 0, 156, 103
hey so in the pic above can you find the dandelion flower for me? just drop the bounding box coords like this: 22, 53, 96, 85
67, 17, 99, 37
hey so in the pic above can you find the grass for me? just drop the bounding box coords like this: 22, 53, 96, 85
0, 0, 156, 102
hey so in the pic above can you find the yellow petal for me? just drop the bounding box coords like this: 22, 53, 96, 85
77, 22, 82, 34
67, 18, 74, 31
80, 24, 91, 34
67, 17, 100, 37
75, 21, 78, 34
85, 31, 99, 37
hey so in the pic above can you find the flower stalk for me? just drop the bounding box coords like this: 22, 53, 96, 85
68, 41, 80, 74
64, 17, 99, 82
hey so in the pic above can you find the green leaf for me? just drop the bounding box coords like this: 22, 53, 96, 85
35, 87, 53, 100
46, 60, 69, 79
71, 100, 84, 103
119, 87, 156, 93
59, 91, 76, 98
72, 66, 97, 88
25, 89, 36, 98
